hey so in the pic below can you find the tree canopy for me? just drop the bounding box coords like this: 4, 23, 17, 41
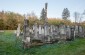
62, 8, 70, 20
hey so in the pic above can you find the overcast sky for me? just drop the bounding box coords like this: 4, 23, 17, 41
0, 0, 85, 21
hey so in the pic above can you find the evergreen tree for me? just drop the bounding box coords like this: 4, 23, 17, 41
62, 8, 70, 20
40, 8, 46, 20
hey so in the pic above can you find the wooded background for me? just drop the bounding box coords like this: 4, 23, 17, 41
0, 10, 85, 30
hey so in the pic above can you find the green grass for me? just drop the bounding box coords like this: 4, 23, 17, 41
0, 30, 85, 55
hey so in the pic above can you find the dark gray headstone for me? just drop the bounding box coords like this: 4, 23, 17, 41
70, 26, 75, 40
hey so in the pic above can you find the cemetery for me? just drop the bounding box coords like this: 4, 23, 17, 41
20, 16, 85, 48
16, 3, 85, 48
0, 1, 85, 55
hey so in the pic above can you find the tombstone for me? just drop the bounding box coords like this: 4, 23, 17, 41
53, 25, 56, 35
70, 26, 75, 40
82, 27, 85, 37
78, 26, 83, 37
55, 25, 60, 40
41, 26, 44, 35
39, 25, 42, 34
44, 24, 49, 36
52, 25, 56, 41
59, 24, 67, 41
16, 24, 20, 37
38, 25, 44, 40
50, 25, 53, 36
75, 25, 79, 37
23, 18, 31, 48
60, 25, 66, 34
33, 23, 38, 39
66, 26, 71, 40
45, 25, 52, 43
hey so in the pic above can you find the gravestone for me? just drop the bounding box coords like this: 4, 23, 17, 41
33, 23, 38, 39
50, 25, 53, 36
59, 25, 67, 41
39, 25, 42, 34
79, 26, 83, 37
23, 18, 31, 48
66, 26, 71, 40
82, 27, 85, 37
44, 24, 49, 36
70, 26, 75, 40
16, 24, 20, 37
41, 26, 44, 35
75, 25, 78, 37
55, 26, 60, 40
60, 25, 66, 34
83, 27, 85, 37
52, 25, 56, 41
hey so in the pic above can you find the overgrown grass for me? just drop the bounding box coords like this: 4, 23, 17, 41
0, 30, 85, 55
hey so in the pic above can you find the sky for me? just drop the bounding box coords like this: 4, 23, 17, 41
0, 0, 85, 21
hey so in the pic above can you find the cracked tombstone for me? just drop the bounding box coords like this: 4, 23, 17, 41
23, 18, 31, 49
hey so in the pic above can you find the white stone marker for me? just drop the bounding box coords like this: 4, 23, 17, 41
17, 24, 20, 37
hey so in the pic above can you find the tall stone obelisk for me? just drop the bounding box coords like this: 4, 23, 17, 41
45, 3, 48, 23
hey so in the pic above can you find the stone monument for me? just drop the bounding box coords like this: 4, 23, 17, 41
16, 24, 20, 37
23, 17, 31, 48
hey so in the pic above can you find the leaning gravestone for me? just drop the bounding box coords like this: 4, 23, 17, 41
23, 18, 31, 48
